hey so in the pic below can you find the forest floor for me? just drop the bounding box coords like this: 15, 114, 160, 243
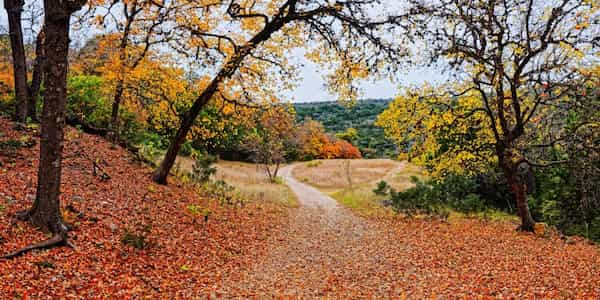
1, 117, 600, 298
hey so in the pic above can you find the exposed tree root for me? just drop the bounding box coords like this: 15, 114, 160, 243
516, 224, 535, 232
1, 234, 67, 259
2, 210, 71, 259
14, 209, 31, 221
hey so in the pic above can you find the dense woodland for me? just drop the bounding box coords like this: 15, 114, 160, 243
294, 99, 397, 158
0, 0, 599, 297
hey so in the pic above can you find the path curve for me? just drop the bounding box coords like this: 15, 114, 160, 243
278, 164, 340, 210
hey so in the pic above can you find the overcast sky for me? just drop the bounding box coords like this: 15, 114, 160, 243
287, 50, 446, 102
0, 1, 447, 103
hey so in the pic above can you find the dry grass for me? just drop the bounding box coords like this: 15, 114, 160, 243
290, 159, 422, 217
385, 162, 424, 190
292, 159, 404, 192
215, 161, 298, 208
328, 160, 423, 217
177, 158, 298, 208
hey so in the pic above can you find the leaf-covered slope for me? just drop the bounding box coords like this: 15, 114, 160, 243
0, 117, 287, 298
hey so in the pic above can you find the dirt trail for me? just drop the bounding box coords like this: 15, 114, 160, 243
219, 164, 411, 298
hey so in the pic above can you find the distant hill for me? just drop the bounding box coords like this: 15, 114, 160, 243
294, 99, 398, 158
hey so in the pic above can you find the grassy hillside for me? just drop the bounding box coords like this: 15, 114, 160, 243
294, 99, 397, 158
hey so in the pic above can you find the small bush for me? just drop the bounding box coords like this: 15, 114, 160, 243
529, 165, 600, 243
136, 142, 163, 165
67, 75, 111, 129
306, 160, 322, 168
66, 75, 148, 148
201, 180, 243, 206
373, 180, 390, 196
385, 176, 449, 218
0, 93, 15, 116
0, 136, 35, 149
271, 176, 285, 185
0, 137, 36, 157
191, 152, 217, 184
453, 193, 485, 214
381, 174, 487, 218
187, 204, 212, 222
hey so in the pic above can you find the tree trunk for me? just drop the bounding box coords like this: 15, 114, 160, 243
109, 3, 135, 135
110, 81, 124, 137
500, 157, 536, 232
27, 26, 45, 121
27, 0, 84, 234
264, 163, 274, 182
152, 79, 219, 184
2, 1, 84, 258
273, 162, 280, 179
4, 0, 29, 122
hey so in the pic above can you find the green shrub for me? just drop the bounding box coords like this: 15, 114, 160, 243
67, 75, 111, 128
381, 174, 487, 217
66, 75, 147, 147
136, 141, 163, 165
191, 152, 217, 184
187, 204, 212, 222
373, 180, 390, 196
454, 193, 485, 214
529, 165, 600, 243
200, 180, 243, 206
117, 110, 147, 145
0, 136, 36, 157
385, 176, 448, 218
0, 93, 14, 116
439, 174, 485, 214
306, 160, 322, 168
271, 176, 285, 185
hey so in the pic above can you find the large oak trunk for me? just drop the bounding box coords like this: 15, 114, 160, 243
28, 2, 72, 233
4, 0, 29, 122
27, 0, 83, 234
2, 0, 86, 259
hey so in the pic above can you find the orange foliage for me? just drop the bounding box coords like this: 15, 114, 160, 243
296, 119, 362, 159
336, 139, 362, 159
319, 138, 362, 159
0, 65, 13, 102
0, 37, 14, 102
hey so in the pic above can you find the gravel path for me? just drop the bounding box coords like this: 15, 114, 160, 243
219, 164, 410, 298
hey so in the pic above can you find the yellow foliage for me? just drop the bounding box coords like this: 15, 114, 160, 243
376, 85, 497, 178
